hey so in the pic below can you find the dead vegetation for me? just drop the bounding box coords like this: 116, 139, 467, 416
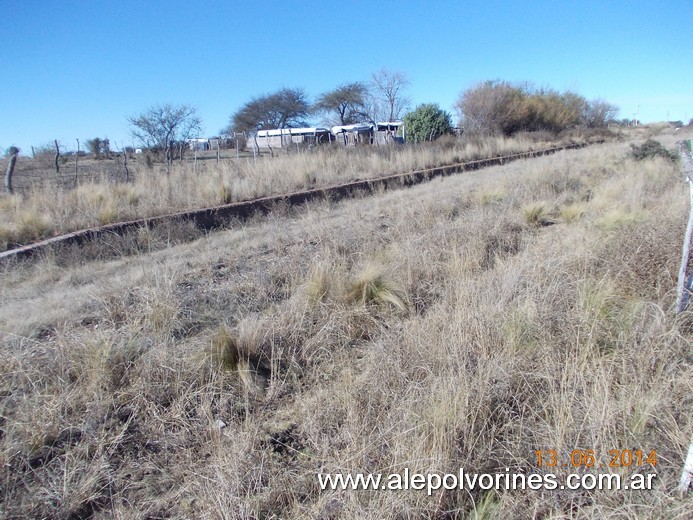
0, 127, 691, 518
0, 131, 608, 252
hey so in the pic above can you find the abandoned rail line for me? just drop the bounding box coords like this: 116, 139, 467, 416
0, 141, 600, 264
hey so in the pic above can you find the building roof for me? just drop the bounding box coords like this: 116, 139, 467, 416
330, 123, 373, 134
257, 127, 330, 137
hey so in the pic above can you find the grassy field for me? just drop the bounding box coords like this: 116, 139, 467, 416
0, 131, 609, 252
1, 127, 692, 518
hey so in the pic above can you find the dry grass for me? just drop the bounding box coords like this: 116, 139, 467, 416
0, 132, 598, 252
0, 126, 691, 518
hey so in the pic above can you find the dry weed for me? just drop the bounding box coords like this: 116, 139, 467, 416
1, 126, 691, 518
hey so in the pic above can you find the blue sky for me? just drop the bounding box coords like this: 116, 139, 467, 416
1, 0, 691, 153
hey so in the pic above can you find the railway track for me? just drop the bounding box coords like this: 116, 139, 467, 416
0, 141, 602, 264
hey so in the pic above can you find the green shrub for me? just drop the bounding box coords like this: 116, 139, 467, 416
629, 139, 678, 162
403, 103, 453, 143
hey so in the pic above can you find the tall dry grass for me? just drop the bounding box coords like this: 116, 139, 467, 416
0, 128, 691, 518
0, 133, 589, 252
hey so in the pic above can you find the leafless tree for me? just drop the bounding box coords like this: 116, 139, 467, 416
128, 104, 203, 159
368, 68, 411, 123
581, 99, 619, 128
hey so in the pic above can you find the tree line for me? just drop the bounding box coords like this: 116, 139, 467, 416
3, 72, 622, 163
125, 73, 619, 154
222, 68, 413, 135
455, 80, 619, 136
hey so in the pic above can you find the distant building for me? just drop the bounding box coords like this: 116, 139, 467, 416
330, 122, 405, 146
374, 122, 405, 145
208, 137, 235, 150
186, 138, 210, 151
252, 127, 331, 149
248, 122, 406, 149
330, 123, 374, 146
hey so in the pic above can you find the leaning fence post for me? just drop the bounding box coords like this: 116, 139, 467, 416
675, 139, 693, 496
675, 140, 693, 314
680, 440, 693, 495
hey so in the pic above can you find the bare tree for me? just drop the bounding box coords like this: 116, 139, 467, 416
368, 68, 411, 122
85, 137, 102, 158
128, 104, 203, 159
582, 99, 619, 128
313, 82, 368, 125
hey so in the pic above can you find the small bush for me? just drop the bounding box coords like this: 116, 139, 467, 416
629, 139, 678, 162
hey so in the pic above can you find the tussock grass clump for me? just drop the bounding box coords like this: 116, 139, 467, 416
17, 212, 54, 241
346, 266, 409, 313
560, 201, 587, 223
209, 325, 243, 371
304, 262, 339, 304
0, 192, 21, 211
477, 188, 506, 205
482, 222, 525, 270
97, 203, 119, 225
596, 208, 646, 230
521, 201, 552, 226
205, 323, 272, 397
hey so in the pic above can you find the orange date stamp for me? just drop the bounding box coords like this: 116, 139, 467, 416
535, 449, 657, 469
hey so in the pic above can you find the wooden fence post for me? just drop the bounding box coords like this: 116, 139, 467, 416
54, 139, 60, 173
166, 140, 172, 174
675, 140, 693, 496
123, 148, 129, 182
75, 138, 79, 186
114, 141, 129, 183
5, 148, 18, 194
676, 140, 693, 313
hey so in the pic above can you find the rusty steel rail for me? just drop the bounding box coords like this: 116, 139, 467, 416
0, 141, 599, 264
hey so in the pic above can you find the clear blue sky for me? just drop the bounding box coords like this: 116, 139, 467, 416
1, 0, 691, 154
